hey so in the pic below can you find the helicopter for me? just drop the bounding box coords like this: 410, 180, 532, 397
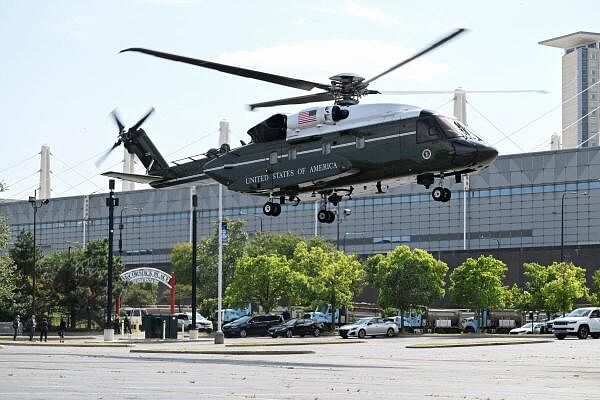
101, 28, 498, 224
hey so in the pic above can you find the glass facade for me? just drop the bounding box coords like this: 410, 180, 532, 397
1, 146, 600, 268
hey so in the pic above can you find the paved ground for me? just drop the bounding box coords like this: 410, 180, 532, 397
1, 333, 599, 399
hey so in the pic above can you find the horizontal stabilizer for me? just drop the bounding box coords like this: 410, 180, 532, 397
102, 171, 163, 184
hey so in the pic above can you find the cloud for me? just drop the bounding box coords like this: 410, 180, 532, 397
316, 1, 400, 26
215, 39, 448, 85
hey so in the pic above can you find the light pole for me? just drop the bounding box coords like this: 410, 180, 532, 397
28, 190, 49, 315
104, 179, 119, 341
190, 194, 198, 340
118, 207, 143, 255
561, 191, 588, 262
239, 210, 263, 232
343, 232, 364, 252
480, 234, 500, 257
335, 206, 352, 250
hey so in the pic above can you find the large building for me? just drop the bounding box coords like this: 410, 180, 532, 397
541, 31, 600, 149
1, 146, 599, 288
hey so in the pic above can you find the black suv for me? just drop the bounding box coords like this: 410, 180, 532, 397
222, 315, 284, 338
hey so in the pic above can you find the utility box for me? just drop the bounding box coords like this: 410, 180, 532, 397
143, 315, 178, 339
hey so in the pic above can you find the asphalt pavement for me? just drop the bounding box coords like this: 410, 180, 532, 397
1, 333, 599, 399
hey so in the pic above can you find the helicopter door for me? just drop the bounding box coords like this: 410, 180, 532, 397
416, 116, 443, 143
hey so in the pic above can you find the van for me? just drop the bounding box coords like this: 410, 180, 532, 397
121, 307, 148, 328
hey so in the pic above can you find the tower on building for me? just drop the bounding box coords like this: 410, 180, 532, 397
550, 133, 562, 150
39, 144, 51, 199
540, 32, 600, 149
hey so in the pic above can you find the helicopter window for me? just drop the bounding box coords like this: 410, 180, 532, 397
322, 142, 331, 155
269, 151, 278, 165
356, 137, 365, 149
288, 147, 297, 160
416, 117, 442, 143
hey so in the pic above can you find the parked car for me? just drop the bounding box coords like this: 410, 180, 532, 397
222, 315, 284, 338
174, 312, 213, 333
552, 307, 600, 340
339, 317, 399, 339
267, 319, 324, 338
509, 322, 542, 335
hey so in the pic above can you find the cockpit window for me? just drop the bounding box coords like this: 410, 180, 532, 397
437, 116, 483, 142
416, 117, 442, 143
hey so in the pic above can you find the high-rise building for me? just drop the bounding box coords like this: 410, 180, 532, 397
540, 32, 600, 149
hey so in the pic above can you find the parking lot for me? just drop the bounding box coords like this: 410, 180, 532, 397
1, 334, 599, 399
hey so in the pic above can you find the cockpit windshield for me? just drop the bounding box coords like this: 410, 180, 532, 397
436, 116, 483, 142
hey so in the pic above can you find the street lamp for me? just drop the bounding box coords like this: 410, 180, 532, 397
335, 205, 352, 250
28, 190, 49, 315
343, 232, 364, 252
479, 234, 500, 256
239, 210, 263, 232
561, 191, 588, 261
119, 207, 143, 255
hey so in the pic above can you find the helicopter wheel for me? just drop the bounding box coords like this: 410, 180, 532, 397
441, 188, 451, 202
431, 187, 444, 202
317, 209, 329, 223
272, 203, 282, 216
325, 210, 335, 224
263, 202, 274, 216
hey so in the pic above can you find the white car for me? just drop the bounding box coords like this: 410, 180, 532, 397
175, 312, 213, 332
339, 317, 399, 339
552, 307, 600, 340
509, 322, 542, 335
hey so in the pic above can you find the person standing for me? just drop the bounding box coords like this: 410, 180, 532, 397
124, 315, 132, 334
28, 315, 36, 341
12, 314, 20, 341
58, 318, 67, 343
39, 318, 49, 342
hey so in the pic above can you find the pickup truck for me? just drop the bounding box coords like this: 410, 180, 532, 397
551, 307, 600, 340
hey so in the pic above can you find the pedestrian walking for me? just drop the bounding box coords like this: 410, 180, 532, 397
58, 318, 67, 343
39, 318, 49, 342
28, 315, 36, 341
12, 314, 20, 341
124, 315, 132, 334
114, 315, 120, 335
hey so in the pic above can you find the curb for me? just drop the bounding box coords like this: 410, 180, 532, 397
0, 341, 134, 348
118, 338, 214, 344
406, 339, 553, 348
226, 340, 366, 347
130, 349, 314, 355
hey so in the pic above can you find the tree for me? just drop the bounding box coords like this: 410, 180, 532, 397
367, 245, 448, 331
226, 254, 301, 313
246, 231, 332, 259
541, 262, 588, 314
122, 283, 157, 308
504, 284, 532, 312
0, 215, 20, 320
8, 231, 36, 315
293, 242, 365, 326
522, 262, 552, 313
450, 255, 507, 314
171, 242, 192, 284
592, 269, 600, 306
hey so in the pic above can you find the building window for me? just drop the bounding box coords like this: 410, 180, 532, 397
322, 142, 331, 155
288, 147, 297, 160
356, 137, 365, 149
269, 151, 278, 165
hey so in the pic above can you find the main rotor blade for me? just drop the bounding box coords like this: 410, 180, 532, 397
249, 92, 335, 110
379, 89, 548, 95
111, 109, 125, 133
121, 48, 331, 92
364, 28, 467, 85
131, 107, 155, 131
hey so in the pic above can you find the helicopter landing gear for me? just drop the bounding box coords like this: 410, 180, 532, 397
262, 201, 281, 216
431, 187, 451, 202
317, 209, 335, 223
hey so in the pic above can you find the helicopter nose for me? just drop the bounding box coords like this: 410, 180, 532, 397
476, 143, 498, 165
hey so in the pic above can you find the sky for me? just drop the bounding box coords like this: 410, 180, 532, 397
0, 0, 598, 199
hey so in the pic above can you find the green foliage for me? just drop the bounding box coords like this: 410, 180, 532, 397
540, 262, 588, 313
293, 242, 365, 320
450, 255, 507, 311
7, 230, 37, 316
522, 262, 552, 311
0, 257, 18, 317
592, 270, 600, 306
226, 254, 301, 313
367, 245, 447, 329
122, 283, 157, 307
504, 284, 532, 312
171, 242, 192, 284
200, 297, 217, 318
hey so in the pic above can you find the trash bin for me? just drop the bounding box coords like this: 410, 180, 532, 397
143, 315, 178, 339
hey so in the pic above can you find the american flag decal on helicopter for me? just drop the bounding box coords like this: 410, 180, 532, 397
298, 109, 317, 124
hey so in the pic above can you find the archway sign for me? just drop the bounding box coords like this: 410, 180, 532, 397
120, 268, 176, 315
120, 268, 172, 288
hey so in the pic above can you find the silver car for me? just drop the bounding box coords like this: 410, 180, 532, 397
339, 317, 399, 339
